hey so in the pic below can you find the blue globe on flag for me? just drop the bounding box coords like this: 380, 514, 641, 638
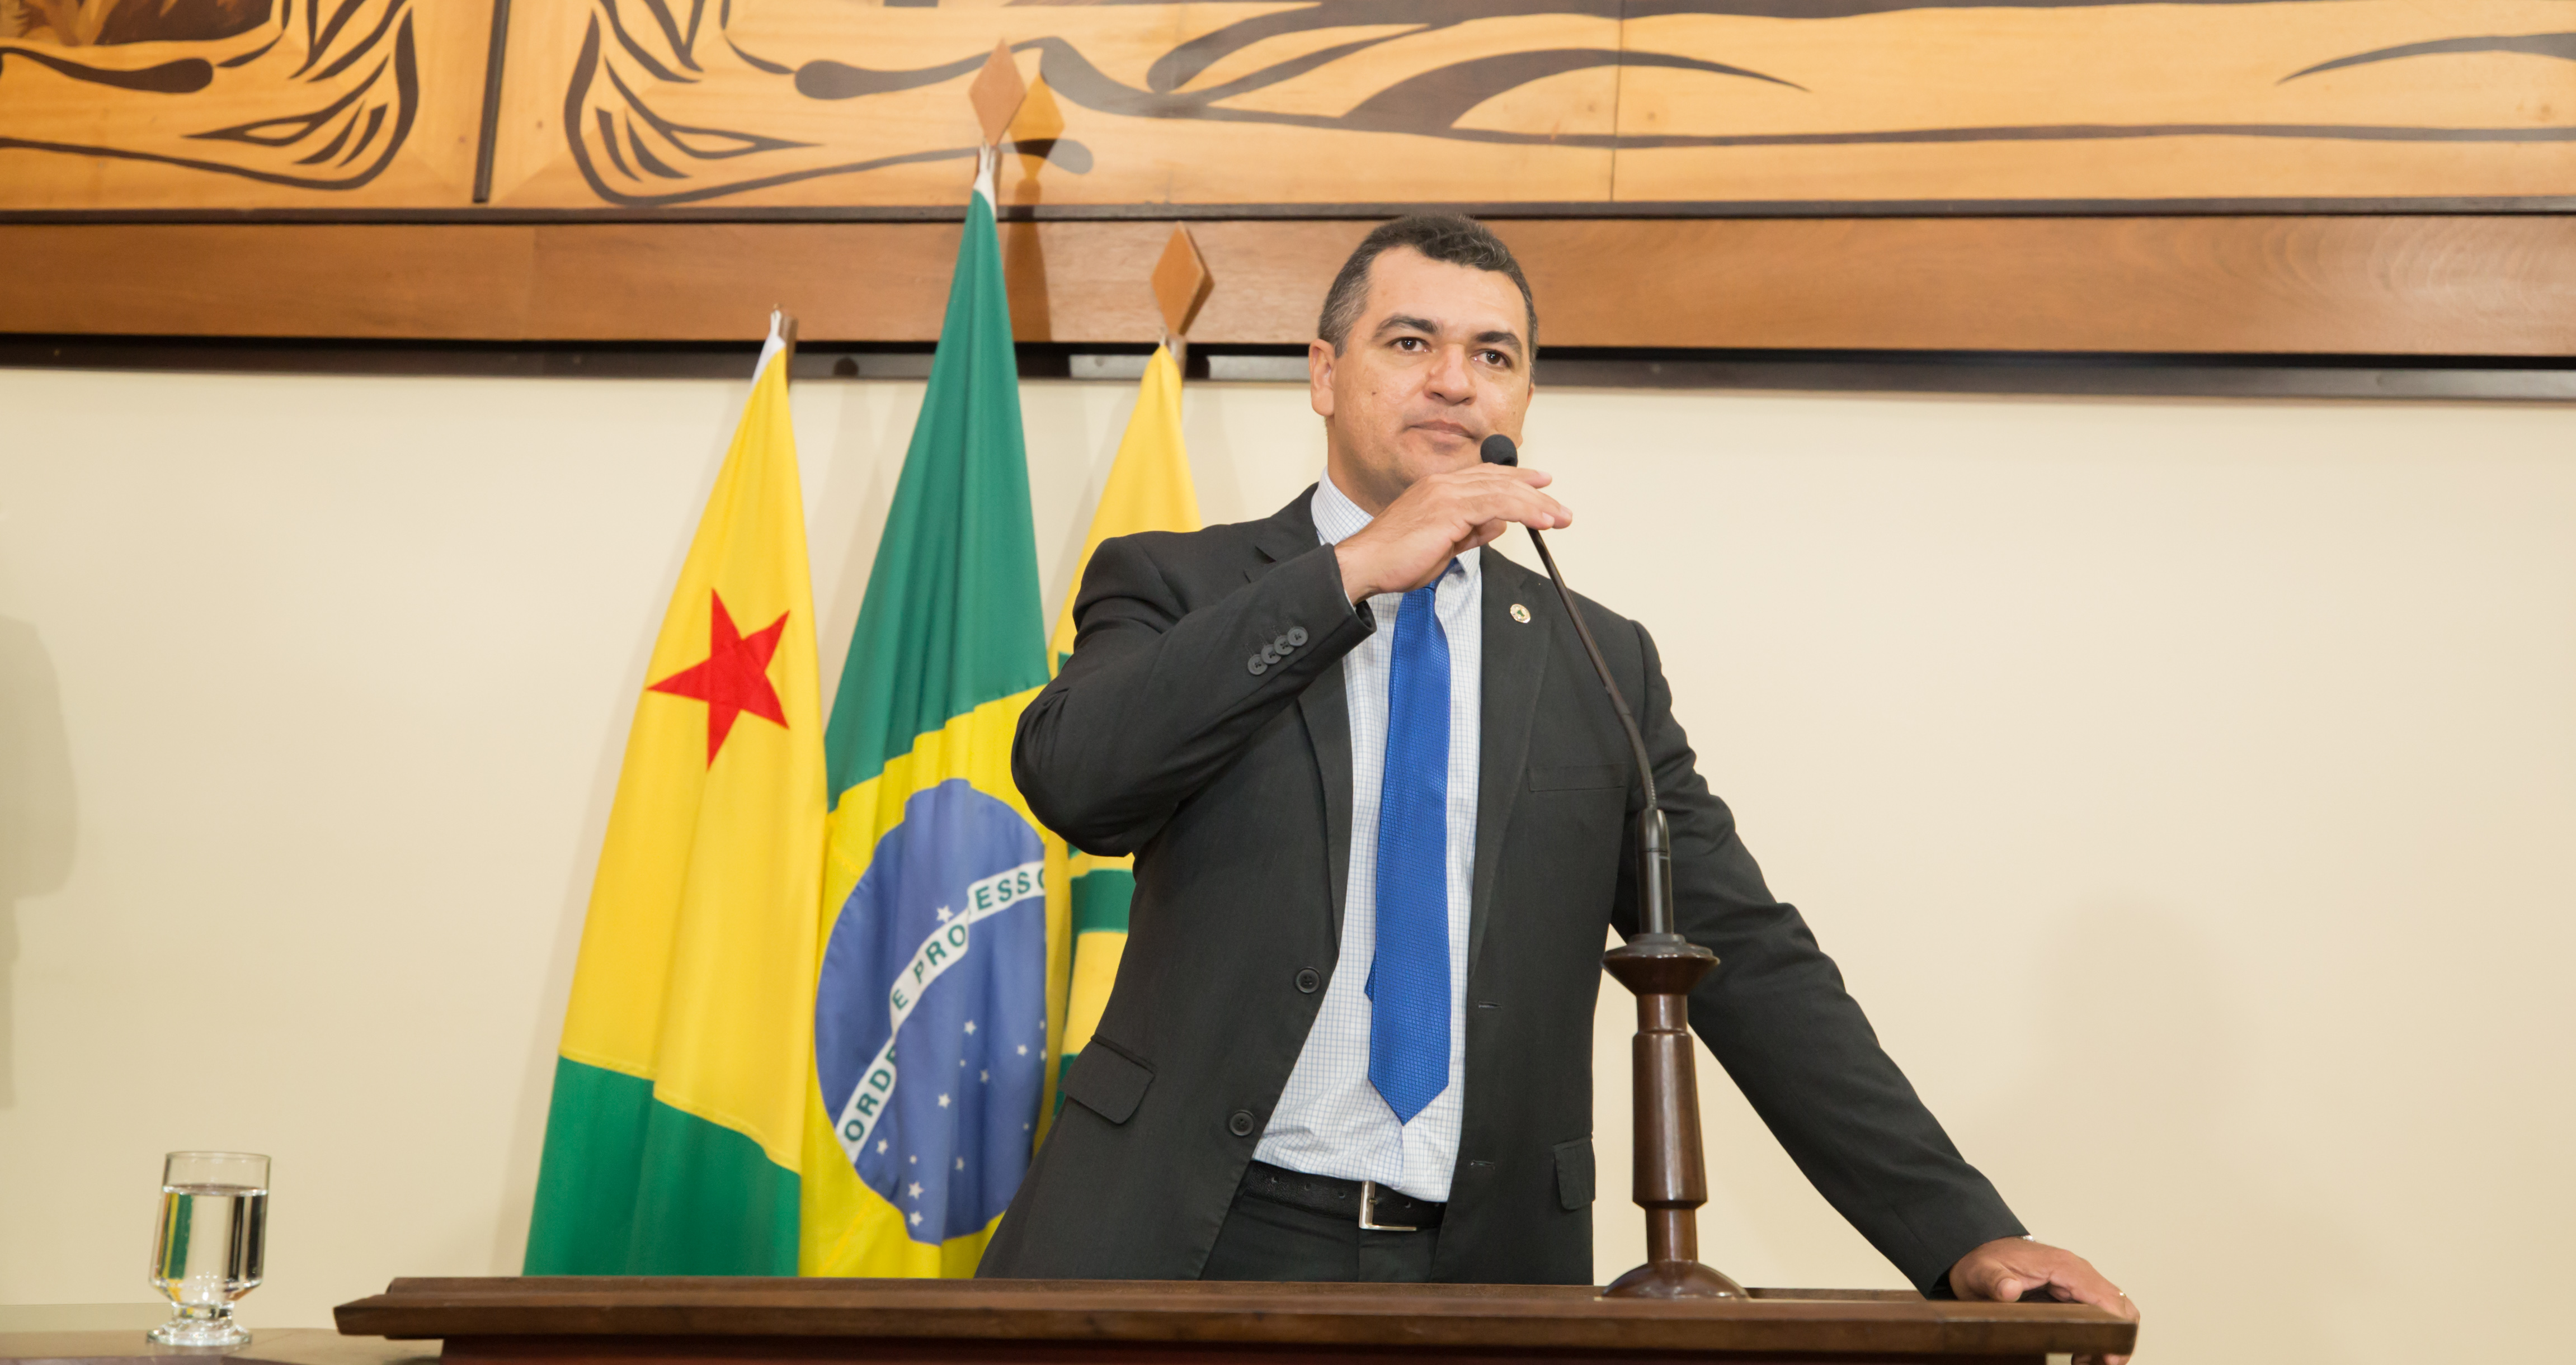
814, 780, 1049, 1244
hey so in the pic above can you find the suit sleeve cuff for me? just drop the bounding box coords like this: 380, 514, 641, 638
1235, 544, 1372, 686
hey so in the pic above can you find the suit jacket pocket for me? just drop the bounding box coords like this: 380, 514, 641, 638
1062, 1039, 1153, 1125
1552, 1137, 1595, 1211
1529, 764, 1622, 792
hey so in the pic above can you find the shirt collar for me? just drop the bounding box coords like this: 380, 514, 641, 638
1310, 472, 1481, 587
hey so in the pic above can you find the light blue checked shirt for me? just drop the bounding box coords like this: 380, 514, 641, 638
1251, 474, 1482, 1203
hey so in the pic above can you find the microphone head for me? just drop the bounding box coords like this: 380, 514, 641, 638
1479, 433, 1519, 467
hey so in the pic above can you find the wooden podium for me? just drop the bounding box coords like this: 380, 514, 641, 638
332, 1277, 2132, 1365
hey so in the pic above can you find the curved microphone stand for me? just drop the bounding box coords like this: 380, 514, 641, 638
1480, 434, 1743, 1300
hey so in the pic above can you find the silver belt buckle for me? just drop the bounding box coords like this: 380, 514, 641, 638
1357, 1179, 1418, 1233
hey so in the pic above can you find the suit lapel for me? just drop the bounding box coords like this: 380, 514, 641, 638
1470, 546, 1551, 980
1246, 487, 1318, 583
1297, 678, 1355, 946
1251, 488, 1355, 944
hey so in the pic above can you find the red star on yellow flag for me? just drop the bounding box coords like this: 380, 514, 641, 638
649, 589, 790, 765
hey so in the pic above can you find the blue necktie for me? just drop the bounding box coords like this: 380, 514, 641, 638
1369, 576, 1451, 1125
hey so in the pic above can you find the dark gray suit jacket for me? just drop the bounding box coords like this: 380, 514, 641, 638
979, 489, 2023, 1288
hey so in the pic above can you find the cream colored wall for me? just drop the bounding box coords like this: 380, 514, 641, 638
1, 366, 2568, 1365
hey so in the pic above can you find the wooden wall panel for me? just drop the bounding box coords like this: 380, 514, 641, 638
522, 221, 1341, 343
6, 2, 2570, 215
1604, 2, 2576, 207
0, 0, 498, 210
1501, 216, 2576, 355
481, 0, 2576, 212
522, 225, 957, 342
0, 223, 536, 337
3, 218, 2568, 356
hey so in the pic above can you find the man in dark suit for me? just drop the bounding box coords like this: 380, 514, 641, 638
982, 216, 2133, 1339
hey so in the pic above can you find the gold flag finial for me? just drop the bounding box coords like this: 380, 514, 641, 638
1151, 225, 1213, 344
969, 40, 1028, 148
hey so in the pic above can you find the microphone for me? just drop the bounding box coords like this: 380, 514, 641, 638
1480, 434, 1678, 939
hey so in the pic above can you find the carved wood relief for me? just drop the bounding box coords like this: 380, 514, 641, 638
0, 0, 496, 207
4, 0, 2570, 214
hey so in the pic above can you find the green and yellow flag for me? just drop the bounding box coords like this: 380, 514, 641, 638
1049, 344, 1200, 1093
525, 322, 826, 1274
799, 157, 1068, 1277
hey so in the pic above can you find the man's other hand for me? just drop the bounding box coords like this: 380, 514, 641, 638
1949, 1236, 2138, 1365
1333, 464, 1569, 603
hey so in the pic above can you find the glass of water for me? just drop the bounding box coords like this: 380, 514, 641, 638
147, 1151, 269, 1347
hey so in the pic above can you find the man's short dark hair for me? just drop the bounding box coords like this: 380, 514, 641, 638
1316, 215, 1537, 357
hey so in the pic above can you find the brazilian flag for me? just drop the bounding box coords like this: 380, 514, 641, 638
799, 156, 1068, 1277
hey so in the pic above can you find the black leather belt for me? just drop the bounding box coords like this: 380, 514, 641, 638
1243, 1160, 1446, 1231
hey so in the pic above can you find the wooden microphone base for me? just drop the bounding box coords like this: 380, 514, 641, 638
1604, 1257, 1750, 1300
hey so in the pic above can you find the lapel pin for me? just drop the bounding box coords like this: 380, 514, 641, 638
1510, 603, 1532, 624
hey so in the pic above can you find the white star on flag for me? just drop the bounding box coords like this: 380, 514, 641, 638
964, 1020, 976, 1034
980, 1070, 989, 1082
877, 1140, 888, 1154
910, 1211, 922, 1226
1016, 1045, 1027, 1055
955, 1157, 965, 1170
909, 1182, 922, 1198
938, 1093, 951, 1107
935, 906, 952, 923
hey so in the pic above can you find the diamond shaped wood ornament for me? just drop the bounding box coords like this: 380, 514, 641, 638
969, 41, 1028, 148
1151, 225, 1213, 341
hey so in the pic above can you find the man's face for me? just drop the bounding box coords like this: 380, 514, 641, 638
1310, 246, 1534, 513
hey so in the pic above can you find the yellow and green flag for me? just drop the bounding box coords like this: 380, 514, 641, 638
525, 322, 826, 1274
1050, 344, 1200, 1094
800, 157, 1068, 1278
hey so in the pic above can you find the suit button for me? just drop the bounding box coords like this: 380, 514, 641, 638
1247, 654, 1268, 676
1273, 632, 1294, 654
1228, 1110, 1256, 1137
1294, 967, 1321, 994
1260, 643, 1281, 664
1287, 626, 1308, 647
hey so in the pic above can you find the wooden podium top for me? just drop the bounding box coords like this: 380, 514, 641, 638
332, 1276, 2133, 1364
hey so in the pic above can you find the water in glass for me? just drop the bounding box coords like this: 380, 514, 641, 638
148, 1151, 269, 1347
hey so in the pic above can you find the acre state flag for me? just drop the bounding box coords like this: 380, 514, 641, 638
800, 155, 1069, 1278
524, 322, 826, 1274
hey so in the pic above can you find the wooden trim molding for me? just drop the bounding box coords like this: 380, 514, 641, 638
6, 197, 2575, 225
4, 339, 2568, 403
331, 1275, 2135, 1362
2, 216, 2569, 356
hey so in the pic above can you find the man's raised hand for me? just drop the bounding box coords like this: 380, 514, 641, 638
1332, 464, 1570, 603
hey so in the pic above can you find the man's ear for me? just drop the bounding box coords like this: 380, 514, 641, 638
1308, 338, 1336, 420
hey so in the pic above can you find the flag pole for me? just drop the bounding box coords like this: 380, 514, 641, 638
802, 46, 1057, 1276
771, 308, 799, 374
